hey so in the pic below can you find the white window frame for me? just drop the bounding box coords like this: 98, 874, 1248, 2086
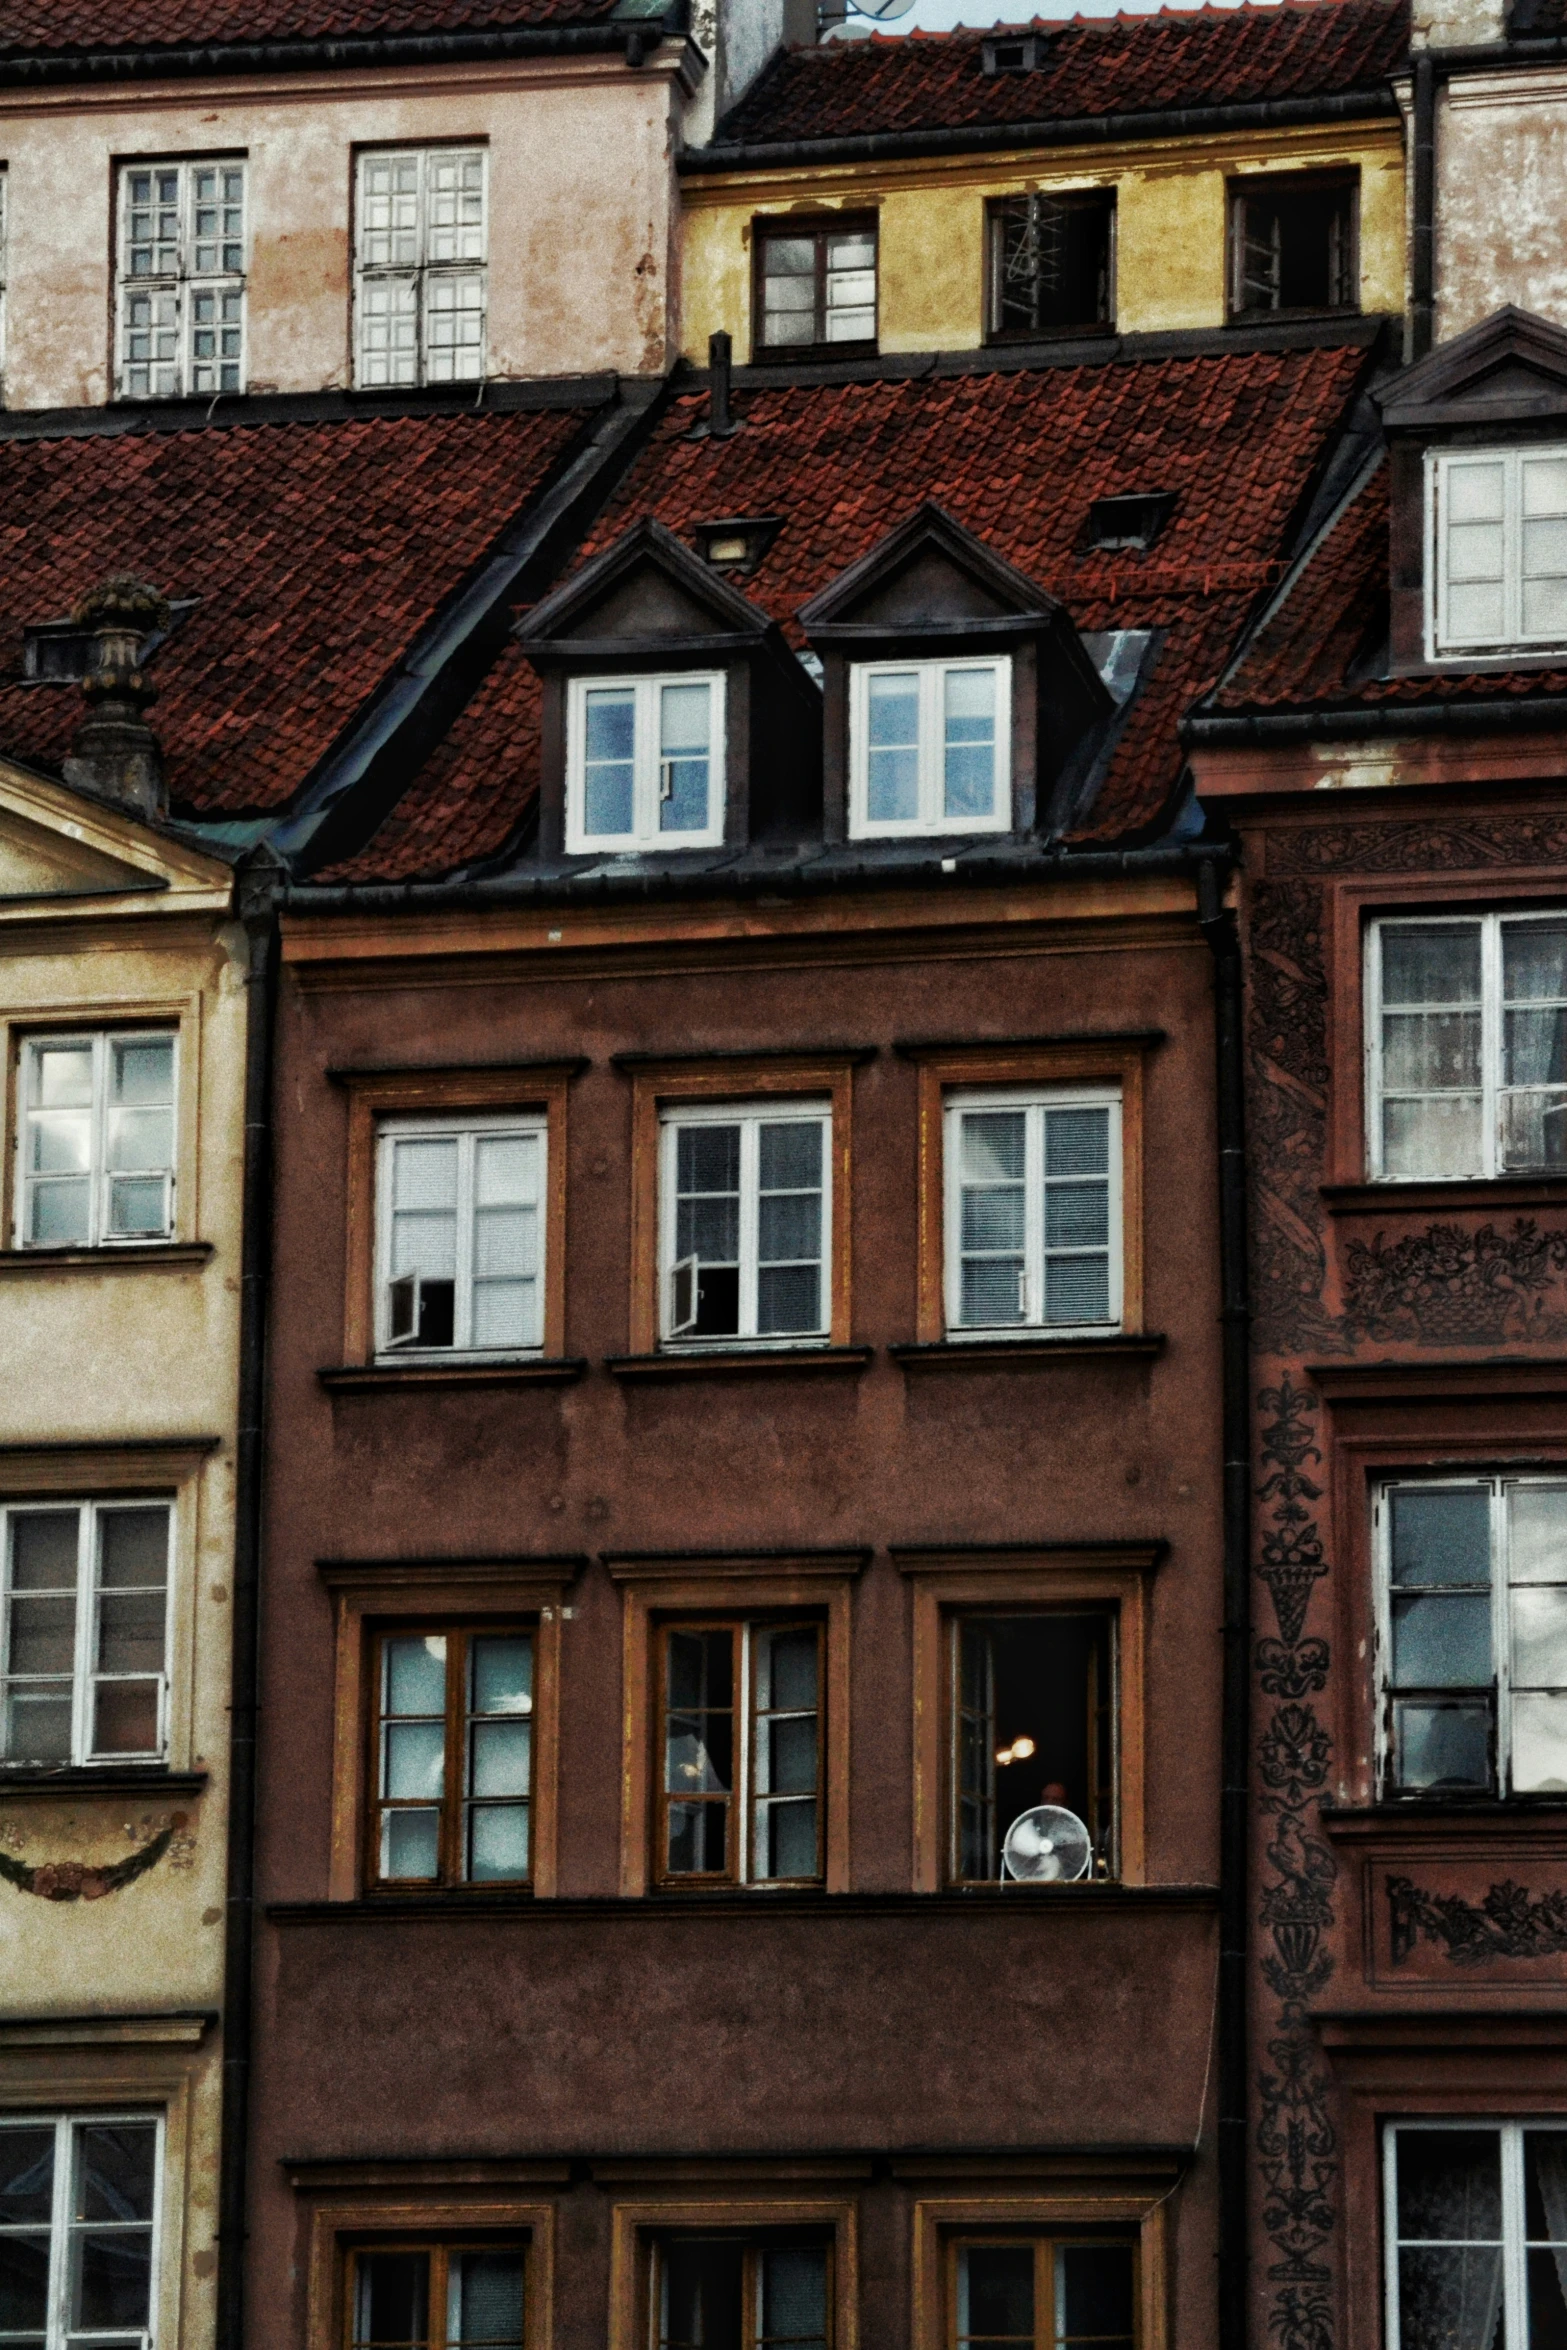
0, 2109, 163, 2350
847, 655, 1012, 840
1374, 1472, 1567, 1799
1384, 2119, 1567, 2350
1427, 442, 1567, 659
15, 1030, 178, 1250
0, 1499, 173, 1768
353, 145, 488, 390
658, 1097, 832, 1351
374, 1113, 548, 1362
1365, 910, 1567, 1182
115, 157, 247, 401
943, 1083, 1123, 1340
565, 672, 727, 854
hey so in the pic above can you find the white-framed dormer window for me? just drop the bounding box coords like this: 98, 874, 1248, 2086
848, 656, 1011, 837
0, 2110, 162, 2350
944, 1085, 1121, 1337
354, 147, 487, 388
1367, 911, 1567, 1180
116, 158, 246, 400
659, 1099, 831, 1348
0, 1499, 172, 1766
17, 1031, 176, 1249
375, 1115, 545, 1359
566, 673, 726, 853
1428, 444, 1567, 657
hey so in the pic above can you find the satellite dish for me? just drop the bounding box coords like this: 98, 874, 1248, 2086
1001, 1804, 1093, 1884
849, 0, 918, 19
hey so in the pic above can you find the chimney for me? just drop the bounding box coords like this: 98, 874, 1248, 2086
708, 330, 736, 439
61, 574, 170, 821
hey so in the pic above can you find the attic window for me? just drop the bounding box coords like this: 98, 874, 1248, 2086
981, 32, 1046, 72
694, 517, 784, 576
1083, 493, 1177, 553
21, 598, 198, 683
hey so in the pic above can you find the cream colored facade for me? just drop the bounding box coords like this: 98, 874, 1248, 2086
681, 119, 1407, 362
0, 47, 699, 409
0, 760, 245, 2350
1421, 69, 1567, 341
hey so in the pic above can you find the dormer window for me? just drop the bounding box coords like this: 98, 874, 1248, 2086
566, 673, 725, 853
1428, 446, 1567, 657
849, 657, 1011, 838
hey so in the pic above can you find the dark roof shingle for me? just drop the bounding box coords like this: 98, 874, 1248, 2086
0, 0, 629, 57
334, 341, 1370, 880
0, 403, 590, 816
703, 0, 1407, 153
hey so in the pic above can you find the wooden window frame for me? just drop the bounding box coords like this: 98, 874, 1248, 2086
943, 1601, 1119, 1888
899, 1547, 1160, 1892
627, 1059, 857, 1358
608, 1553, 862, 1898
651, 1614, 827, 1890
945, 2230, 1139, 2350
301, 2189, 557, 2350
609, 2197, 858, 2350
319, 1559, 575, 1901
750, 212, 878, 362
342, 2234, 529, 2350
1224, 168, 1358, 325
339, 1067, 574, 1368
910, 1043, 1147, 1346
912, 2186, 1169, 2350
985, 189, 1117, 347
367, 1620, 538, 1893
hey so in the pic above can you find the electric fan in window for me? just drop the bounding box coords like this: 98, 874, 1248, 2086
1001, 1804, 1093, 1884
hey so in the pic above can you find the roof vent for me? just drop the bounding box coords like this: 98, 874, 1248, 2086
981, 32, 1047, 73
694, 516, 785, 576
60, 574, 171, 821
1082, 492, 1178, 553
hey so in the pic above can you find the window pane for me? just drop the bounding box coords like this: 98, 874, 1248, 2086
1390, 1488, 1491, 1587
27, 1109, 91, 1176
659, 681, 712, 835
0, 2232, 49, 2333
761, 234, 820, 347
674, 1123, 741, 1338
11, 1510, 79, 1591
1383, 1095, 1485, 1178
93, 1678, 160, 1754
355, 2250, 430, 2347
866, 671, 920, 823
944, 667, 997, 820
8, 1594, 76, 1676
1381, 1010, 1483, 1092
1391, 1593, 1492, 1687
75, 2124, 155, 2223
469, 1719, 531, 1799
449, 2250, 525, 2346
958, 2245, 1033, 2345
386, 1634, 447, 1717
757, 1119, 824, 1337
1513, 1691, 1567, 1792
1383, 923, 1483, 1006
824, 225, 875, 341
96, 1590, 165, 1675
469, 1803, 530, 1882
0, 2127, 55, 2224
1398, 2248, 1504, 2350
384, 1721, 445, 1799
1043, 1255, 1110, 1327
1512, 1584, 1567, 1685
662, 2241, 744, 2350
958, 1110, 1027, 1327
758, 1624, 818, 1714
472, 1636, 532, 1717
1524, 2132, 1567, 2239
1399, 2129, 1503, 2237
1059, 2245, 1135, 2346
1045, 1108, 1109, 1178
582, 688, 636, 837
1393, 1698, 1492, 1791
98, 1508, 168, 1591
34, 1043, 93, 1107
110, 1036, 173, 1106
664, 1628, 732, 1875
761, 2247, 828, 2348
381, 1809, 439, 1880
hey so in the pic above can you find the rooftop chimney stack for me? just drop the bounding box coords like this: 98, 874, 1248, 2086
61, 574, 170, 821
708, 331, 736, 439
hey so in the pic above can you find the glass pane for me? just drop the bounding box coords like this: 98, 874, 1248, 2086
1446, 579, 1507, 642
757, 1190, 821, 1263
450, 2250, 525, 2346
1043, 1256, 1110, 1326
1398, 2129, 1503, 2238
1390, 1489, 1492, 1586
468, 1802, 530, 1882
1382, 924, 1483, 1006
381, 1809, 439, 1880
963, 1111, 1026, 1184
962, 1185, 1026, 1252
1525, 2132, 1567, 2239
758, 1626, 818, 1713
71, 2233, 152, 2330
962, 1260, 1026, 1326
666, 1799, 726, 1874
760, 2247, 827, 2347
1045, 1182, 1109, 1250
1512, 1586, 1567, 1684
107, 1173, 170, 1235
1059, 2244, 1135, 2344
1522, 573, 1567, 636
474, 1133, 538, 1209
0, 2233, 48, 2331
659, 681, 712, 835
662, 2241, 743, 2350
1382, 1010, 1483, 1091
8, 1594, 76, 1674
1507, 921, 1567, 1005
1397, 2248, 1504, 2350
472, 1637, 532, 1716
583, 688, 635, 837
1393, 1698, 1492, 1791
2, 1691, 72, 1763
386, 1635, 447, 1717
93, 1680, 160, 1755
392, 1135, 458, 1212
355, 2250, 430, 2347
26, 1175, 90, 1245
11, 1511, 79, 1590
760, 1796, 818, 1880
959, 2245, 1033, 2344
75, 2125, 155, 2224
96, 1591, 165, 1675
1501, 1081, 1567, 1171
1391, 1592, 1492, 1686
944, 666, 997, 820
762, 1713, 818, 1797
469, 1718, 531, 1799
1512, 1488, 1567, 1582
1512, 1691, 1567, 1793
28, 1111, 91, 1174
865, 671, 920, 823
97, 1509, 168, 1590
385, 1721, 445, 1799
0, 2127, 55, 2224
105, 1103, 171, 1173
759, 1120, 822, 1192
1527, 2245, 1567, 2350
34, 1043, 93, 1107
757, 1264, 821, 1334
1045, 1108, 1109, 1177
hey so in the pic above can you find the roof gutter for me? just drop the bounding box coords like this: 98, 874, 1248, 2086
681, 85, 1400, 175
283, 838, 1235, 916
1184, 693, 1567, 745
0, 17, 687, 88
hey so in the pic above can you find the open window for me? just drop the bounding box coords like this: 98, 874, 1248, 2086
943, 1086, 1122, 1339
653, 1616, 824, 1888
987, 192, 1114, 343
1227, 172, 1357, 320
659, 1099, 831, 1348
650, 2233, 833, 2350
947, 1610, 1116, 1884
347, 2242, 527, 2348
376, 1115, 546, 1359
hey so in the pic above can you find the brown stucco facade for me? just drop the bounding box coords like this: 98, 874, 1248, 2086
247, 871, 1229, 2348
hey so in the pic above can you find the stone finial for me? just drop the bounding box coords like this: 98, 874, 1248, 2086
61, 573, 171, 820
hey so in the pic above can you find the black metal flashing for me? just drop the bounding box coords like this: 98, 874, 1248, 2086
0, 17, 687, 91
1185, 693, 1567, 746
680, 85, 1401, 177
0, 373, 620, 444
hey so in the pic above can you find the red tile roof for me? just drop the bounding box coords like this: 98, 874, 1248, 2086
0, 404, 591, 816
1213, 456, 1567, 709
703, 0, 1407, 152
332, 341, 1370, 880
0, 0, 627, 55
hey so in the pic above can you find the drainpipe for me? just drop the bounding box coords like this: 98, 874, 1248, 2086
216, 845, 282, 2350
1411, 51, 1437, 361
1197, 856, 1252, 2350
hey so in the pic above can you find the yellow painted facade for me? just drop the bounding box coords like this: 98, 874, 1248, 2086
681, 119, 1407, 362
0, 763, 245, 2350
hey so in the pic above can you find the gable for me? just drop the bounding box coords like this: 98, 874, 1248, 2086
800, 501, 1062, 643
1380, 306, 1567, 430
823, 544, 1021, 633
518, 518, 773, 661
0, 758, 233, 911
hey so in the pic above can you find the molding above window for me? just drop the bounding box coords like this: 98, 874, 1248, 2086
602, 1549, 870, 1583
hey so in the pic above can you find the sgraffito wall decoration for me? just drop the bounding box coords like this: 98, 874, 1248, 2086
1388, 1876, 1567, 1966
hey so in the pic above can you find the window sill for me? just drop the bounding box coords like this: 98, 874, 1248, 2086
319, 1358, 587, 1392
751, 339, 878, 366
269, 1882, 1217, 1923
606, 1346, 873, 1381
1322, 1798, 1567, 1836
0, 1765, 207, 1802
1225, 304, 1361, 327
890, 1335, 1164, 1370
0, 1242, 211, 1275
1323, 1177, 1567, 1215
